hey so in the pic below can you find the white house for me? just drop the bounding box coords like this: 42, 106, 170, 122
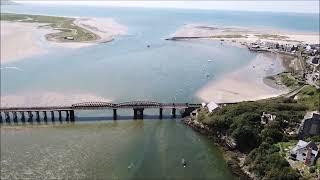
206, 101, 219, 113
290, 140, 318, 166
261, 112, 276, 125
64, 36, 74, 40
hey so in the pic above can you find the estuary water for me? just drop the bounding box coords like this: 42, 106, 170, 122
1, 4, 319, 179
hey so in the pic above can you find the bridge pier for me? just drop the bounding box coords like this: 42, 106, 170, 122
43, 111, 48, 123
58, 111, 62, 123
65, 111, 69, 122
13, 111, 18, 124
27, 111, 33, 123
113, 109, 117, 120
36, 111, 40, 123
51, 111, 55, 122
172, 108, 176, 118
20, 112, 25, 123
159, 108, 163, 119
133, 108, 144, 119
70, 110, 75, 122
5, 112, 10, 124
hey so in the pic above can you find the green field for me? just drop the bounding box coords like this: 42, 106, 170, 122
276, 140, 297, 157
1, 13, 99, 42
296, 85, 320, 111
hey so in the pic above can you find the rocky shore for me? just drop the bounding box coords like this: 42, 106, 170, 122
182, 117, 253, 179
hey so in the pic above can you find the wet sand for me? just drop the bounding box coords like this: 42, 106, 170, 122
0, 22, 50, 64
0, 91, 112, 107
196, 53, 289, 103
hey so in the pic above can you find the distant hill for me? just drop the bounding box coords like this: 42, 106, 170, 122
0, 0, 18, 5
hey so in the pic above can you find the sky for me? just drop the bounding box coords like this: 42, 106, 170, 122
14, 1, 320, 14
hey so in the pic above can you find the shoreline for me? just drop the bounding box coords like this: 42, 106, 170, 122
182, 118, 252, 179
0, 14, 127, 64
196, 52, 289, 103
170, 24, 314, 103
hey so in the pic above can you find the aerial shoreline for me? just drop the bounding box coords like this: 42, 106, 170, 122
195, 52, 289, 103
0, 13, 127, 64
167, 24, 319, 103
167, 24, 319, 45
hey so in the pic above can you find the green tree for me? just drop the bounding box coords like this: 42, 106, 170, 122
232, 125, 260, 152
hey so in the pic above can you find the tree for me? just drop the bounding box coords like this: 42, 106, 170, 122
261, 122, 284, 144
232, 125, 260, 152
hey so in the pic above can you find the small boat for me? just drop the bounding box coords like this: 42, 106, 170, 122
181, 158, 187, 168
147, 45, 150, 48
128, 163, 134, 169
208, 59, 212, 62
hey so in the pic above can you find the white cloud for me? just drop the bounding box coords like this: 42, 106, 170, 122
14, 1, 319, 14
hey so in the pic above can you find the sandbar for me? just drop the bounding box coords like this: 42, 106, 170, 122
1, 17, 127, 64
196, 53, 289, 103
170, 24, 319, 45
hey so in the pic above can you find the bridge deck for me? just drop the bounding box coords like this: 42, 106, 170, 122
0, 102, 202, 112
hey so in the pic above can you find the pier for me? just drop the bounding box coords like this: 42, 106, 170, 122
0, 101, 202, 124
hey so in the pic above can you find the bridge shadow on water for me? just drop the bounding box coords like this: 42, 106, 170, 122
0, 115, 182, 126
77, 114, 181, 121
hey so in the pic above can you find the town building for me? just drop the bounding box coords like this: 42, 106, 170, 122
298, 111, 320, 139
206, 101, 219, 113
290, 140, 319, 166
311, 56, 320, 65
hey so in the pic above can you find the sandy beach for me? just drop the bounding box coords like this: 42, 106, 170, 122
0, 17, 127, 64
171, 24, 320, 45
0, 91, 112, 107
0, 22, 50, 64
170, 24, 314, 103
196, 53, 289, 103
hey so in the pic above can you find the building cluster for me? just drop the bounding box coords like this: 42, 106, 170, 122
258, 111, 320, 166
290, 112, 320, 166
248, 41, 320, 56
290, 140, 319, 166
305, 55, 320, 87
248, 41, 320, 87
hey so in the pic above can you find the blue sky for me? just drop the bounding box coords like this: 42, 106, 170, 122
15, 1, 320, 14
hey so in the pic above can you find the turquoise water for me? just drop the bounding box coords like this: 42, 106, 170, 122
1, 5, 319, 179
1, 5, 319, 102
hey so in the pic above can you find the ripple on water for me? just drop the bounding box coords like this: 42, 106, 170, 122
1, 120, 234, 179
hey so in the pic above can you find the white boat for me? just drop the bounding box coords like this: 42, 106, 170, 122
181, 158, 187, 167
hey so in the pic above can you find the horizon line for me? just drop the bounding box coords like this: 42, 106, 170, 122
13, 1, 320, 14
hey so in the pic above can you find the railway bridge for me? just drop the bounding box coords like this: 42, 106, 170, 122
0, 101, 202, 124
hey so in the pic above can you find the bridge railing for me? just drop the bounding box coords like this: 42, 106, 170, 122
0, 106, 73, 112
0, 101, 203, 112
